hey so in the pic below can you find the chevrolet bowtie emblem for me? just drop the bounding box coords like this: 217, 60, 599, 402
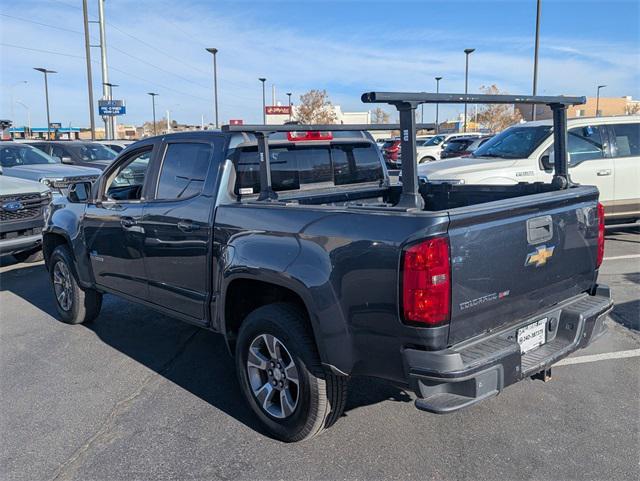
525, 245, 555, 267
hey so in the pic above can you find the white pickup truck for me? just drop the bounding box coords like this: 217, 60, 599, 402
418, 116, 640, 223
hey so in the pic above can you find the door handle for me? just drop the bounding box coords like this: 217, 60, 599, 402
177, 220, 197, 232
120, 216, 136, 228
597, 169, 612, 176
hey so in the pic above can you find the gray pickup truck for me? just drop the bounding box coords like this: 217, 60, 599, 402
42, 92, 612, 442
0, 175, 51, 262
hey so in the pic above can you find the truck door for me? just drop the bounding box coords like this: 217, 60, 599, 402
140, 138, 221, 322
83, 145, 155, 299
607, 122, 640, 219
566, 125, 614, 207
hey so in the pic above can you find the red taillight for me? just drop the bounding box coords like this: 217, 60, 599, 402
287, 131, 333, 141
597, 202, 605, 268
402, 237, 451, 326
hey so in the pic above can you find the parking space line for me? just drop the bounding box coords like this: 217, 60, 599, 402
554, 349, 640, 366
603, 254, 640, 261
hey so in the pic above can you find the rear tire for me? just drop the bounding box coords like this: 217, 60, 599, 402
419, 156, 435, 163
49, 245, 102, 325
235, 303, 347, 442
13, 248, 43, 263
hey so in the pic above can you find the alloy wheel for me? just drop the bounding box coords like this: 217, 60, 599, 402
246, 333, 300, 419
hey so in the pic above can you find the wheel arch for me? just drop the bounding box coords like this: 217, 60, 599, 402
220, 273, 351, 376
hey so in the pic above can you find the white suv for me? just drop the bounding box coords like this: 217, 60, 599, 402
416, 132, 482, 163
418, 116, 640, 222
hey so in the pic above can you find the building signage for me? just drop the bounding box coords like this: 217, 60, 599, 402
265, 106, 291, 115
49, 122, 62, 129
98, 100, 126, 116
229, 119, 244, 125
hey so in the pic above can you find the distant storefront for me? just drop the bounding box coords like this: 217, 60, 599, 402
9, 127, 80, 140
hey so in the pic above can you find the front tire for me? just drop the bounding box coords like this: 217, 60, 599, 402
419, 156, 435, 163
49, 245, 102, 325
235, 303, 347, 442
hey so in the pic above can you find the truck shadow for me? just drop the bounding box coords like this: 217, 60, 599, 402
0, 260, 413, 437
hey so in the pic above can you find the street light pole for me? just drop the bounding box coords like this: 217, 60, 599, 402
595, 85, 606, 117
205, 48, 219, 128
286, 92, 292, 121
531, 0, 541, 121
97, 0, 112, 140
147, 92, 158, 135
463, 48, 475, 133
34, 68, 56, 139
82, 0, 96, 140
9, 81, 27, 123
259, 78, 266, 124
435, 76, 442, 134
15, 101, 31, 134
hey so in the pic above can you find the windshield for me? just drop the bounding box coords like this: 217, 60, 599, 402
0, 145, 59, 167
67, 143, 117, 161
424, 135, 445, 146
473, 125, 552, 159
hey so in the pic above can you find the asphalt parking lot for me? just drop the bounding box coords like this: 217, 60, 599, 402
1, 228, 638, 481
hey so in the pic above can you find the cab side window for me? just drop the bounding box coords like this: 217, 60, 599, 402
567, 125, 604, 165
610, 123, 640, 158
105, 149, 152, 201
51, 145, 67, 160
156, 143, 212, 200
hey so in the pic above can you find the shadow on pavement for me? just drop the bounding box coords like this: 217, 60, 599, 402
0, 261, 413, 437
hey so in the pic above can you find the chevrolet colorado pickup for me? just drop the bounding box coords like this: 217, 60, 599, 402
43, 92, 612, 442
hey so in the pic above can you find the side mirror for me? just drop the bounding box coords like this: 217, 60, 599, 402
67, 181, 92, 203
541, 151, 554, 171
60, 156, 73, 164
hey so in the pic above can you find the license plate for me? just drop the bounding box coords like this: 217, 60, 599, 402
517, 318, 547, 353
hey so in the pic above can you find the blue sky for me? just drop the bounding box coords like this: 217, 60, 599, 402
1, 0, 639, 127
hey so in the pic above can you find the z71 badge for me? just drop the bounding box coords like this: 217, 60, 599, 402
525, 245, 555, 267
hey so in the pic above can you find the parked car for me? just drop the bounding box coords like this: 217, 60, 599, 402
381, 138, 401, 168
0, 175, 51, 262
28, 141, 117, 169
43, 88, 611, 443
440, 135, 493, 159
417, 132, 482, 163
0, 143, 101, 193
418, 116, 640, 223
97, 140, 135, 153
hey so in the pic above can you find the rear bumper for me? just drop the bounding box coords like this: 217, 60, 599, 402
403, 286, 613, 414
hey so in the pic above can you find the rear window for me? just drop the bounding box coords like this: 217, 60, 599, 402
233, 143, 383, 195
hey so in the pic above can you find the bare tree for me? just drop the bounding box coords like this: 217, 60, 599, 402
475, 85, 523, 132
371, 107, 390, 124
625, 103, 640, 115
295, 89, 337, 124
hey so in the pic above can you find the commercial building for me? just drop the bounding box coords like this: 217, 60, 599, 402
265, 104, 371, 125
516, 96, 640, 120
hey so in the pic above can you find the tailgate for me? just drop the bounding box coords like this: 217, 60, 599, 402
447, 186, 600, 345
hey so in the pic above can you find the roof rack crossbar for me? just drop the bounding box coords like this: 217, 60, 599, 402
361, 91, 583, 194
361, 92, 585, 106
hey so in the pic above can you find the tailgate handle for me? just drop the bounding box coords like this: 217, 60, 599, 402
527, 215, 553, 244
